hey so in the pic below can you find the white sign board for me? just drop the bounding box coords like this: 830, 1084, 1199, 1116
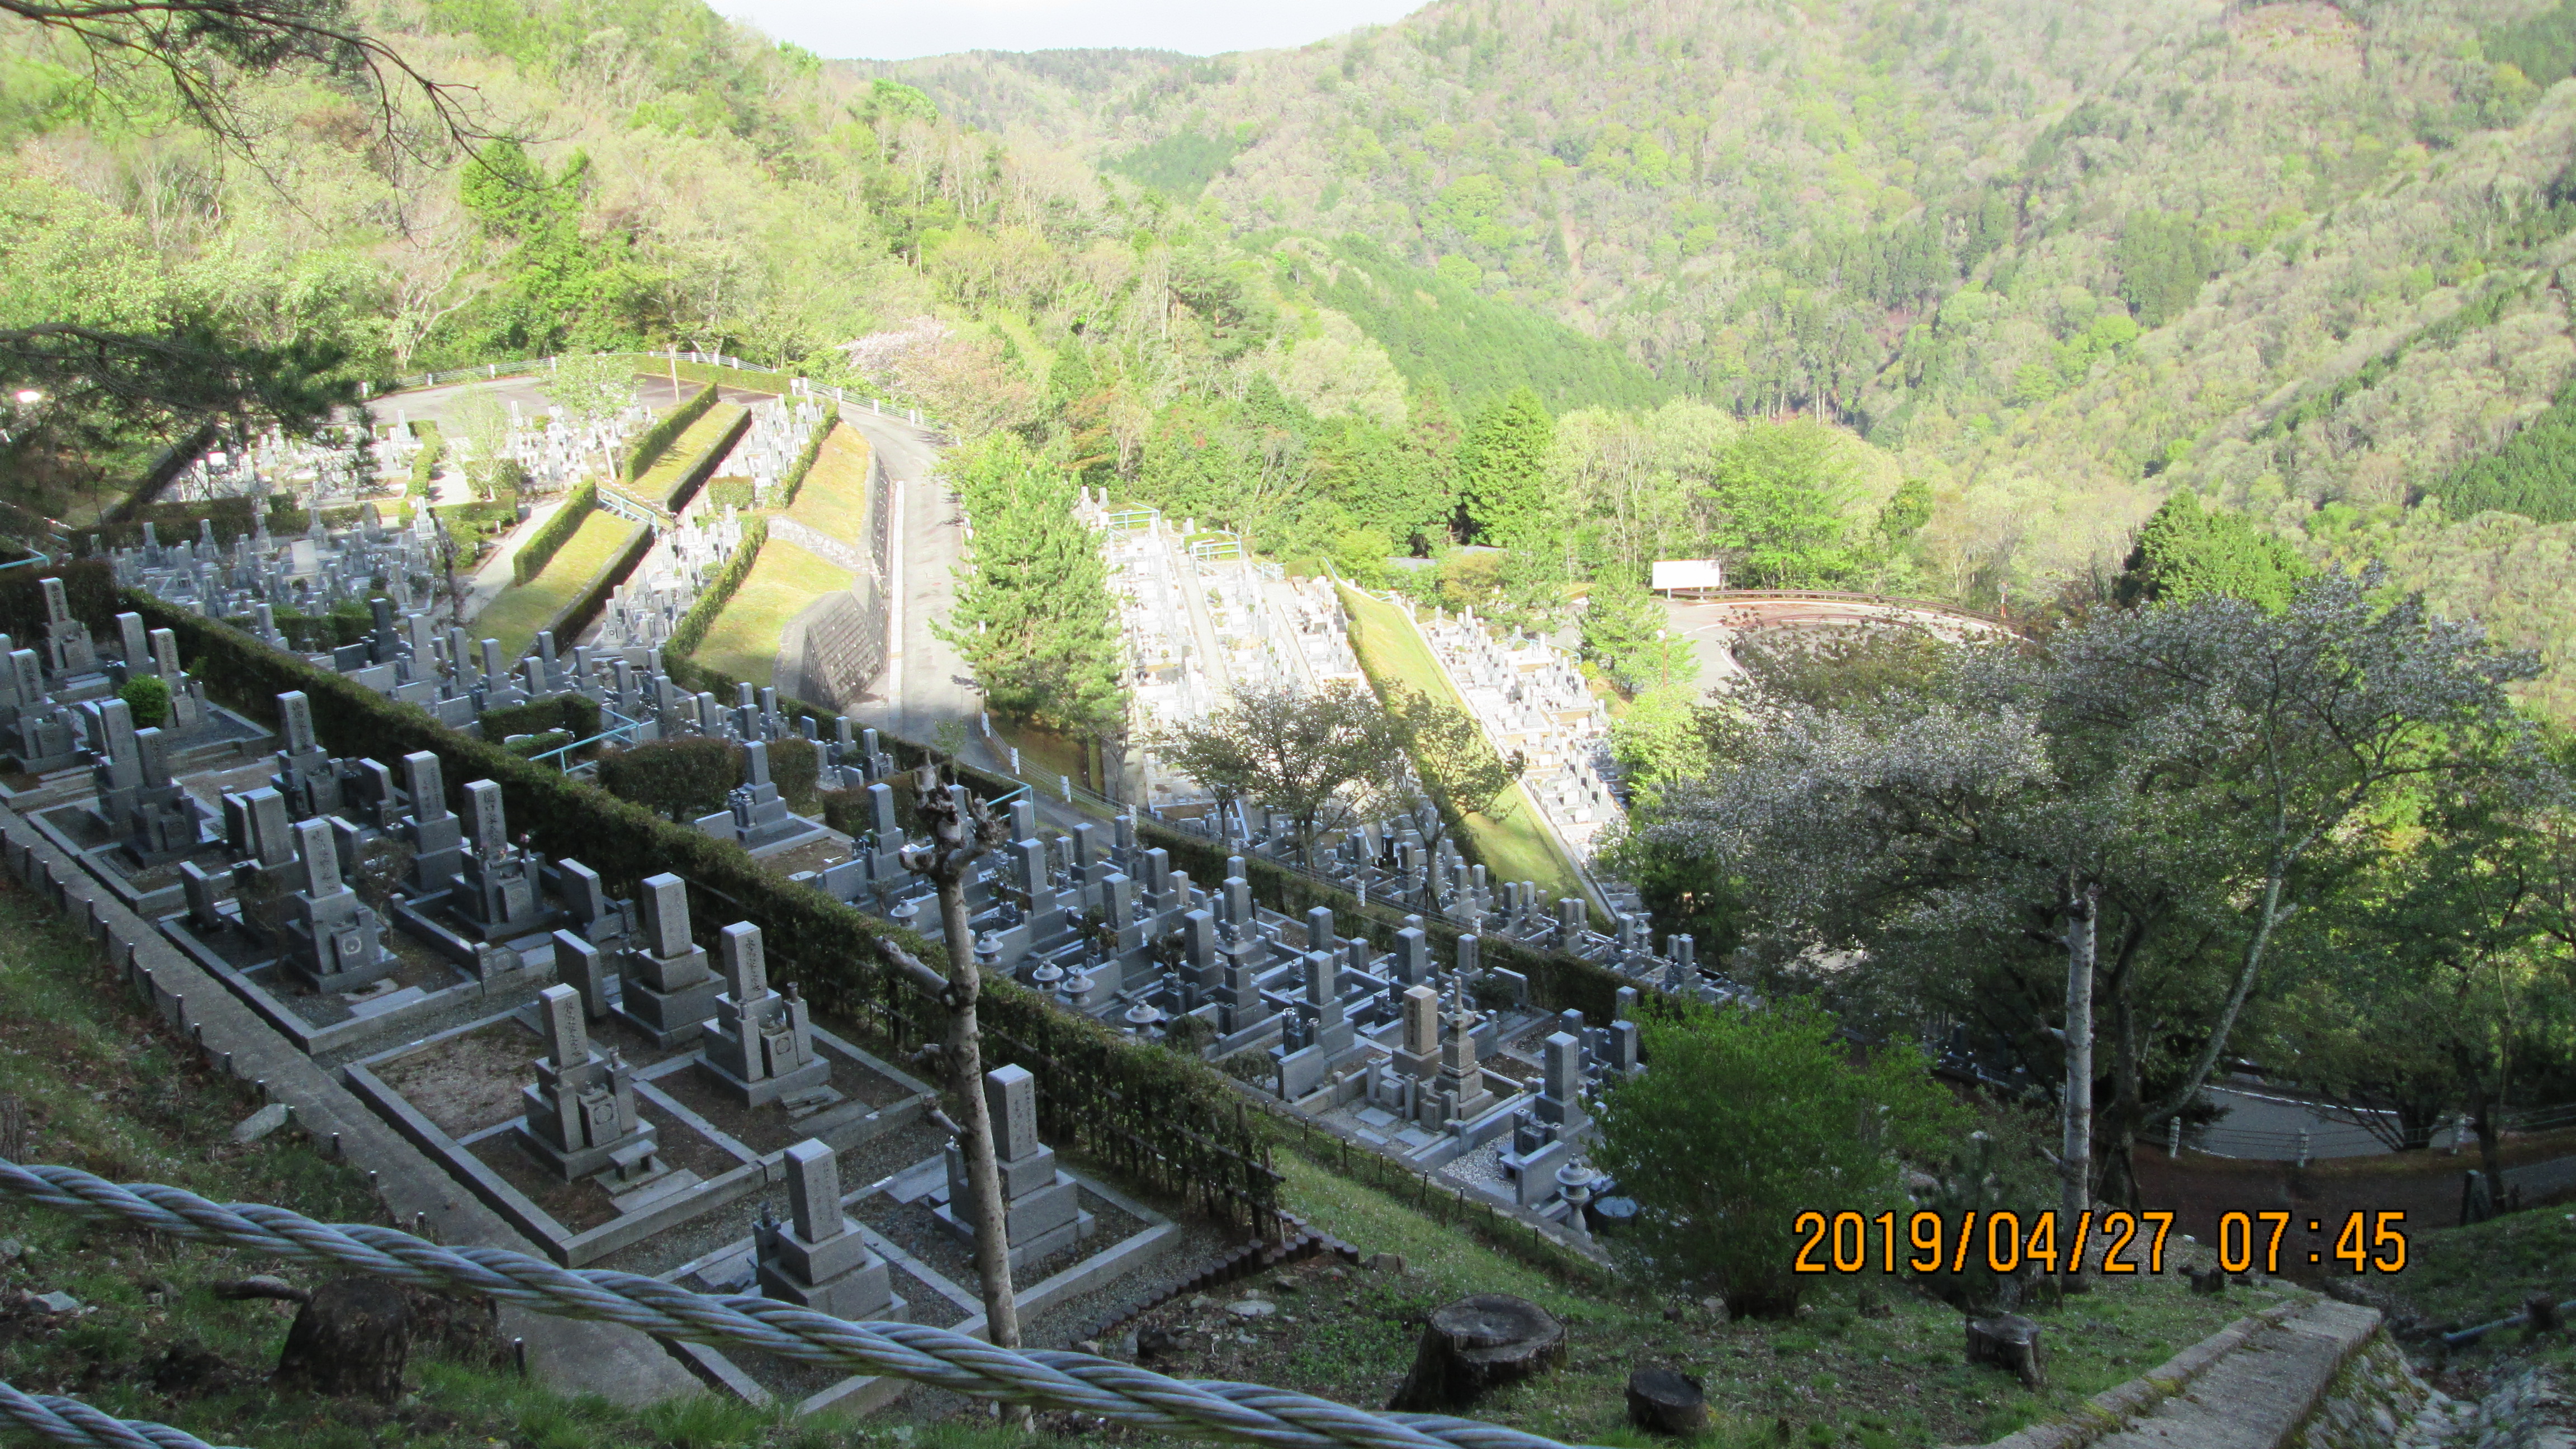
1651, 559, 1726, 591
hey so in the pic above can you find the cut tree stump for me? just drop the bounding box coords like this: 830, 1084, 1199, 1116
276, 1277, 412, 1403
1964, 1313, 2045, 1390
1625, 1367, 1708, 1435
1386, 1295, 1566, 1412
2527, 1293, 2562, 1334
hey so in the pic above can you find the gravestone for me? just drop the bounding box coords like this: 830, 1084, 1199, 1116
696, 922, 830, 1108
934, 1065, 1093, 1272
612, 873, 722, 1047
755, 1139, 903, 1321
517, 983, 661, 1183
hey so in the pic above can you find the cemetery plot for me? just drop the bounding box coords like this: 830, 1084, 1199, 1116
654, 1066, 1177, 1417
1081, 498, 1364, 812
349, 915, 943, 1266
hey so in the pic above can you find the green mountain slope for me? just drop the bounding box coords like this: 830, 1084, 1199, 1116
874, 0, 2576, 711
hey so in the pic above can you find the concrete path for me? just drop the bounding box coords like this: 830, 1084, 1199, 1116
2082, 1299, 2381, 1449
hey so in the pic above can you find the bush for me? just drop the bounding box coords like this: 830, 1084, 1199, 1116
595, 736, 742, 821
481, 694, 601, 745
1591, 999, 1964, 1317
704, 477, 756, 511
409, 422, 444, 497
513, 478, 599, 585
769, 735, 820, 809
119, 674, 171, 728
623, 382, 718, 483
501, 729, 571, 760
773, 406, 839, 510
664, 519, 766, 662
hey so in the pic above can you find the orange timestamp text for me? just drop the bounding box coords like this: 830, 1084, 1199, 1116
1789, 1209, 2410, 1275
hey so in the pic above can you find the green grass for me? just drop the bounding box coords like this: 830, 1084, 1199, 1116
784, 425, 872, 545
468, 510, 646, 659
1236, 1145, 2264, 1448
692, 539, 853, 688
629, 405, 749, 512
2394, 1208, 2576, 1331
1336, 585, 1589, 905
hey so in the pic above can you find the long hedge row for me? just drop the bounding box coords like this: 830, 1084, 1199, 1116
629, 406, 751, 514
774, 405, 840, 511
664, 518, 766, 664
544, 519, 652, 647
126, 589, 1282, 1231
512, 478, 598, 585
622, 382, 717, 483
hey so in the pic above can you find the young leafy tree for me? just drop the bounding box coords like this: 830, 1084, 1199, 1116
1703, 420, 1865, 588
1650, 571, 2539, 1210
1156, 684, 1400, 864
1456, 385, 1555, 548
1382, 684, 1522, 870
1580, 568, 1700, 692
936, 436, 1126, 738
1592, 999, 1963, 1317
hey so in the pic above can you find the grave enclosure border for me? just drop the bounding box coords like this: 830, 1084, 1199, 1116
126, 591, 1284, 1237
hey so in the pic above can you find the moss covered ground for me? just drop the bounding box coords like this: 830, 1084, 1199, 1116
785, 425, 873, 546
468, 511, 645, 660
1336, 585, 1589, 905
692, 539, 854, 689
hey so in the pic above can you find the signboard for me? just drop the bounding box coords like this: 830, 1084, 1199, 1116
1650, 559, 1726, 591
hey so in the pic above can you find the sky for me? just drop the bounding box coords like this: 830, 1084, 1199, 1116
715, 0, 1429, 62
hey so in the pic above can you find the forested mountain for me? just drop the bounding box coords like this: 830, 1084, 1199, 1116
873, 0, 2576, 714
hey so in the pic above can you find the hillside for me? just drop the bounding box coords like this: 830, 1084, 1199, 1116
869, 0, 2576, 709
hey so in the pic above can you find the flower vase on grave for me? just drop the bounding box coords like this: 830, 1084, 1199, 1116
694, 923, 833, 1110
518, 984, 664, 1185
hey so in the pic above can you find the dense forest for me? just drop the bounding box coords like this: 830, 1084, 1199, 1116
873, 0, 2576, 718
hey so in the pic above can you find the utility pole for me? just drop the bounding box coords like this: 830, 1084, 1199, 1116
881, 763, 1026, 1425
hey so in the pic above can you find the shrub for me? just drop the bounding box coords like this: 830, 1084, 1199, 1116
481, 695, 600, 745
773, 406, 838, 509
513, 478, 599, 585
769, 735, 820, 809
622, 382, 717, 482
119, 674, 171, 728
595, 736, 742, 821
409, 422, 444, 497
704, 476, 756, 511
1591, 999, 1964, 1317
501, 729, 571, 760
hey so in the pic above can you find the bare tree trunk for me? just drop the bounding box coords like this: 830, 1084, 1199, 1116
936, 873, 1022, 1362
2061, 882, 2097, 1288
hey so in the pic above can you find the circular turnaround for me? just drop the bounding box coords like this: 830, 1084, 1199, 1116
1386, 1294, 1568, 1412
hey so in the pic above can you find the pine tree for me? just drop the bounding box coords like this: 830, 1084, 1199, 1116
2115, 491, 2311, 611
1457, 385, 1555, 548
936, 437, 1127, 737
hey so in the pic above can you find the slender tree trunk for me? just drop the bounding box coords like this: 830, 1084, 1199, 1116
936, 870, 1027, 1426
2061, 882, 2098, 1286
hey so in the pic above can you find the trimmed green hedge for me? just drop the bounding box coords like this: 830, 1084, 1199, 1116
124, 588, 1282, 1232
409, 422, 444, 497
664, 518, 766, 662
623, 382, 717, 484
512, 479, 597, 585
481, 694, 602, 745
774, 405, 840, 510
630, 405, 750, 513
543, 521, 651, 647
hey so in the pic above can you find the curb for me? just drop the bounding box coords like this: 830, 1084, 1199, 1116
1971, 1298, 2344, 1449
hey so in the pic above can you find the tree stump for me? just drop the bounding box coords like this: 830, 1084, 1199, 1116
1625, 1367, 1708, 1435
275, 1278, 412, 1403
1386, 1295, 1566, 1412
1964, 1314, 2045, 1390
2527, 1293, 2562, 1334
2187, 1265, 2228, 1296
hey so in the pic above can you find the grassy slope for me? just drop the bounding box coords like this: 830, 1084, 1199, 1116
469, 510, 645, 659
693, 539, 854, 688
1247, 1146, 2258, 1448
1336, 585, 1587, 904
631, 405, 751, 512
785, 425, 873, 545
